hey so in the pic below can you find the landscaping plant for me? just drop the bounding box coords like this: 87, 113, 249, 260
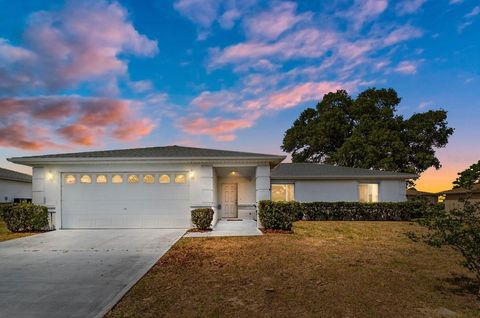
0, 203, 48, 232
191, 208, 214, 230
412, 161, 480, 296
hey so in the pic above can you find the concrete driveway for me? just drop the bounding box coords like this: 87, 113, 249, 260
0, 229, 185, 318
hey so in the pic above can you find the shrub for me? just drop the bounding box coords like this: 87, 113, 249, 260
0, 203, 48, 232
258, 201, 428, 230
191, 208, 214, 230
301, 201, 426, 221
258, 200, 301, 231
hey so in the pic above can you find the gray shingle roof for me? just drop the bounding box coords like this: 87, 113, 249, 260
0, 167, 32, 183
271, 163, 417, 180
9, 145, 285, 161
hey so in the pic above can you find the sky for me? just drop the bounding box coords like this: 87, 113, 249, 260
0, 0, 479, 192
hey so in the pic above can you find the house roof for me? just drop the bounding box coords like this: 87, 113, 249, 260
0, 167, 32, 183
271, 163, 417, 180
8, 145, 286, 165
406, 189, 437, 197
438, 183, 480, 195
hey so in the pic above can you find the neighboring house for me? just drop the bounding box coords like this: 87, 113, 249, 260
8, 146, 416, 229
438, 184, 480, 210
0, 167, 32, 203
406, 188, 438, 204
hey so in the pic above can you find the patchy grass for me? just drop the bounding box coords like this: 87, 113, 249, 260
0, 221, 36, 242
108, 222, 480, 318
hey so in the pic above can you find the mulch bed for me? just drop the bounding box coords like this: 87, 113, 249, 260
186, 228, 213, 233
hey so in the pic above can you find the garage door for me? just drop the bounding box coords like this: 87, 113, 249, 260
61, 172, 190, 229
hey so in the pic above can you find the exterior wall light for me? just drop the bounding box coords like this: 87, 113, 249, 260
188, 171, 195, 179
46, 172, 54, 182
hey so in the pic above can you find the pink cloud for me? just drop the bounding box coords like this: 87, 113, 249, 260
243, 2, 311, 41
0, 96, 154, 149
178, 116, 253, 141
1, 0, 158, 93
57, 124, 97, 146
190, 90, 236, 110
266, 81, 346, 109
113, 118, 155, 141
173, 0, 221, 28
396, 0, 427, 15
0, 122, 58, 150
210, 28, 337, 68
341, 0, 388, 31
383, 25, 423, 45
393, 60, 419, 74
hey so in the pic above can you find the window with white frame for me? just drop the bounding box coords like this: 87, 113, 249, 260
271, 184, 295, 201
359, 183, 379, 203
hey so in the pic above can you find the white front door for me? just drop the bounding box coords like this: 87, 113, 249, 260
222, 183, 237, 218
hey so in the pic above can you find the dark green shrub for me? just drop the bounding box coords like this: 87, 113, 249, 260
258, 201, 427, 230
258, 200, 301, 231
0, 203, 48, 232
191, 208, 214, 230
301, 201, 426, 221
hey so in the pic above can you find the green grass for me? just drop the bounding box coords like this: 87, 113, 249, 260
0, 221, 36, 242
108, 221, 480, 318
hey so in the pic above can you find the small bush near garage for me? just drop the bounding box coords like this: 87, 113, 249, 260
0, 203, 48, 232
258, 200, 301, 231
191, 208, 214, 230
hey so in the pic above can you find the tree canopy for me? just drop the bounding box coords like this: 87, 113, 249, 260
454, 160, 480, 189
281, 88, 454, 175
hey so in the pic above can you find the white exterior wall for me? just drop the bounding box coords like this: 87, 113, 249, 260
0, 179, 32, 203
277, 179, 407, 202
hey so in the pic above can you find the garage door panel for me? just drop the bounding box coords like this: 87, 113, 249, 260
61, 172, 190, 229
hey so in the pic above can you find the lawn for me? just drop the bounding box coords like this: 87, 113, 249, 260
108, 222, 480, 318
0, 221, 36, 242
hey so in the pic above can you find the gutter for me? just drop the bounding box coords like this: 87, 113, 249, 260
8, 156, 286, 166
271, 174, 418, 180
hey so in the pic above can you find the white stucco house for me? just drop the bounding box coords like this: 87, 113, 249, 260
0, 167, 32, 203
8, 145, 416, 230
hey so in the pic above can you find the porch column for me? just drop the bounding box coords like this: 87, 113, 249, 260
198, 165, 218, 225
255, 165, 271, 228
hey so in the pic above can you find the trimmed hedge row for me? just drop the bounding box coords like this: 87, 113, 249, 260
0, 203, 49, 232
191, 208, 214, 230
258, 200, 428, 231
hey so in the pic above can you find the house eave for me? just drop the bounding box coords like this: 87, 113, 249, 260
271, 175, 418, 180
8, 156, 286, 167
0, 177, 32, 183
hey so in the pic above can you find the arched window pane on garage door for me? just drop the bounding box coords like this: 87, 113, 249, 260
96, 175, 107, 184
64, 175, 76, 184
112, 175, 123, 184
159, 174, 170, 184
128, 175, 139, 184
80, 175, 92, 184
143, 174, 154, 184
175, 174, 186, 184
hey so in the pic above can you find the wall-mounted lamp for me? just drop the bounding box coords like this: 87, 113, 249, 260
230, 171, 238, 176
188, 171, 195, 179
46, 172, 54, 182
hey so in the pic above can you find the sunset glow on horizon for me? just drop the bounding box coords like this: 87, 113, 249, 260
0, 0, 479, 193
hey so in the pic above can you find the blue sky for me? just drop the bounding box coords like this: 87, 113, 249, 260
0, 0, 479, 191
